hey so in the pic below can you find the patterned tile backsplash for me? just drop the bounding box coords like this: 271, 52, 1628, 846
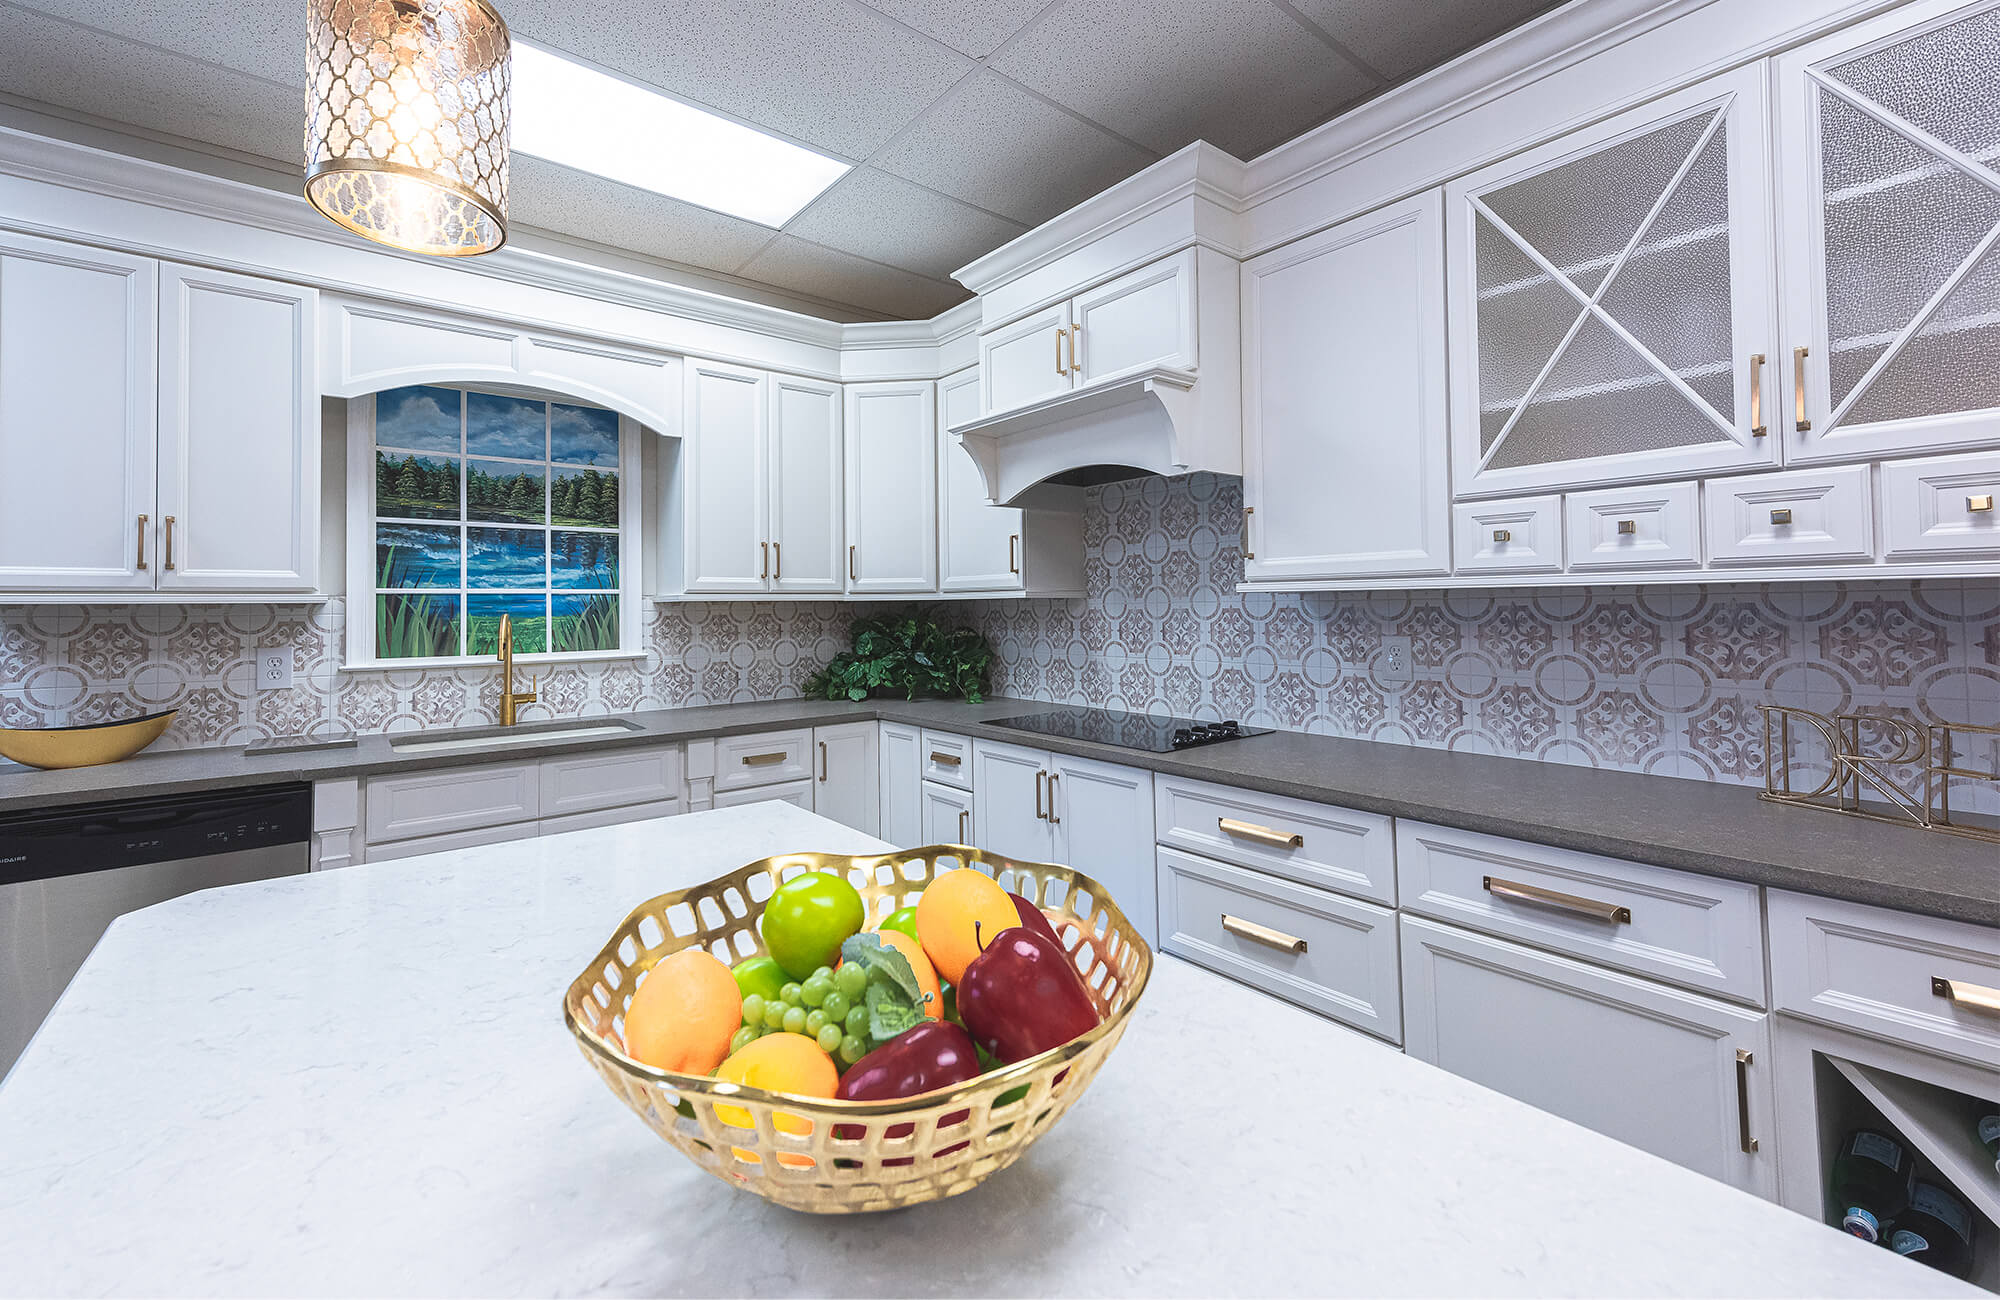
2, 471, 1996, 809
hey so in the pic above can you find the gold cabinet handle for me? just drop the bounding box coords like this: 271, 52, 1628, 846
957, 808, 969, 841
818, 740, 828, 782
1482, 875, 1632, 924
742, 751, 787, 767
1221, 913, 1308, 954
1793, 345, 1811, 432
1749, 352, 1767, 437
1034, 769, 1046, 821
1932, 976, 2000, 1017
760, 540, 769, 580
1769, 508, 1793, 526
1054, 326, 1068, 378
928, 750, 961, 768
848, 544, 857, 582
1008, 534, 1019, 574
163, 515, 176, 570
136, 513, 149, 571
1735, 1049, 1758, 1154
1969, 494, 1995, 513
1616, 519, 1637, 536
1047, 773, 1059, 826
1218, 816, 1303, 849
1069, 323, 1082, 377
773, 542, 781, 581
1492, 528, 1511, 543
1242, 506, 1254, 560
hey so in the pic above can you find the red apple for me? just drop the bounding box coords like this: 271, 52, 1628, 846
957, 922, 1100, 1064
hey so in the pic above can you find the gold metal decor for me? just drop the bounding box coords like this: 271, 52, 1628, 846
1758, 705, 2000, 845
0, 709, 178, 770
304, 0, 511, 256
564, 845, 1152, 1215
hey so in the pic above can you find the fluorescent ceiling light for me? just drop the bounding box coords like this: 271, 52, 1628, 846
509, 41, 851, 228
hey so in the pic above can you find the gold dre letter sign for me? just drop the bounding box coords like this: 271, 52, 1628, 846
1759, 706, 2000, 845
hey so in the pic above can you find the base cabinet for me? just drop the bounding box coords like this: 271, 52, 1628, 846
921, 780, 973, 845
1400, 915, 1776, 1197
879, 722, 922, 846
810, 722, 879, 836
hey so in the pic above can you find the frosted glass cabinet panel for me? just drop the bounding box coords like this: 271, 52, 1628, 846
1776, 0, 2000, 462
1446, 67, 1778, 497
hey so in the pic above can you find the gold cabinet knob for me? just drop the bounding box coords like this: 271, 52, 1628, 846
1616, 519, 1637, 536
1769, 508, 1793, 526
1970, 494, 1995, 513
1492, 528, 1511, 543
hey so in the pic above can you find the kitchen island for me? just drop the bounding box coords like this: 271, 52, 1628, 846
0, 803, 1973, 1297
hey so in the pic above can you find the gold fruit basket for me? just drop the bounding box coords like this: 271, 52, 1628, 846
563, 845, 1152, 1214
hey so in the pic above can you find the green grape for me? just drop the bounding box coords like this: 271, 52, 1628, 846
837, 1033, 866, 1065
740, 994, 766, 1027
782, 1006, 808, 1035
780, 982, 804, 1004
843, 1006, 869, 1038
799, 976, 830, 1008
762, 999, 788, 1029
817, 1024, 844, 1053
729, 1026, 757, 1055
821, 990, 850, 1021
835, 964, 868, 998
804, 1010, 828, 1036
811, 966, 835, 983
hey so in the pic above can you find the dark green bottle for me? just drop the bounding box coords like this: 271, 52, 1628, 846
1980, 1114, 1999, 1175
1890, 1181, 1975, 1280
1830, 1129, 1911, 1242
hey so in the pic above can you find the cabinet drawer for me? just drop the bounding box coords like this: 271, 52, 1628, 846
1564, 481, 1700, 570
1397, 821, 1765, 1005
1452, 495, 1562, 573
713, 729, 812, 791
1769, 890, 2000, 1069
364, 762, 538, 844
540, 799, 680, 837
921, 730, 973, 790
1882, 451, 2000, 560
713, 779, 814, 811
539, 745, 682, 818
921, 780, 973, 844
1157, 846, 1401, 1042
1704, 465, 1872, 565
1154, 774, 1395, 906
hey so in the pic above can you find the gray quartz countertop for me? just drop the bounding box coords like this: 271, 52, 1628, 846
1, 696, 1993, 926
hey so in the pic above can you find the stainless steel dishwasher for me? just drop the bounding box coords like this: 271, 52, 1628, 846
0, 783, 311, 1079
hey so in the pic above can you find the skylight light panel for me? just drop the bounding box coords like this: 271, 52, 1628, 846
509, 41, 851, 228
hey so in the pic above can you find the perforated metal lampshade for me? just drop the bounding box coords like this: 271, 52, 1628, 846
304, 0, 511, 257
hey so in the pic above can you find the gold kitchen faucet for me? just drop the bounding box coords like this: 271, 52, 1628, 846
496, 614, 539, 726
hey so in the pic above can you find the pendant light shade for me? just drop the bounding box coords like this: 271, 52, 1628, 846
304, 0, 511, 256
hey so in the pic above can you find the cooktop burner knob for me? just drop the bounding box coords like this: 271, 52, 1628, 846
1171, 727, 1194, 747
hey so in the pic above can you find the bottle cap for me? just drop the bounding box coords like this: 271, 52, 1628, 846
1842, 1207, 1880, 1242
1890, 1230, 1928, 1256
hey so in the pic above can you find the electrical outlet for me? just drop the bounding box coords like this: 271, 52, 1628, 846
1378, 636, 1413, 684
256, 649, 293, 691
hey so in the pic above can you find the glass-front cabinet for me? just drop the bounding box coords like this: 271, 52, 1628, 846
1446, 66, 1778, 497
1776, 0, 2000, 463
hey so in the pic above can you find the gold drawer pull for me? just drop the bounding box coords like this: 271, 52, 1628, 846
1221, 913, 1307, 954
1970, 494, 1995, 513
1769, 508, 1792, 526
1483, 875, 1632, 924
1749, 352, 1767, 437
1735, 1049, 1758, 1154
1794, 345, 1811, 432
928, 751, 961, 768
136, 513, 149, 570
1218, 817, 1303, 849
741, 751, 788, 767
1492, 528, 1511, 543
1616, 519, 1637, 536
1242, 506, 1254, 561
164, 515, 176, 570
1932, 976, 2000, 1017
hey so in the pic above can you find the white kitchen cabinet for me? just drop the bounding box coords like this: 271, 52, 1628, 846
713, 780, 814, 811
879, 722, 922, 847
1702, 465, 1874, 566
811, 721, 879, 836
0, 231, 157, 593
972, 738, 1053, 862
1775, 0, 2000, 464
1452, 495, 1564, 574
1046, 752, 1156, 946
921, 780, 973, 845
768, 375, 843, 594
937, 366, 1086, 596
1155, 774, 1397, 908
539, 745, 681, 820
843, 381, 936, 594
156, 264, 319, 592
680, 360, 769, 593
1446, 66, 1778, 498
713, 729, 814, 792
364, 761, 539, 845
1241, 192, 1450, 582
980, 302, 1072, 417
1881, 450, 2000, 560
1563, 480, 1702, 571
1401, 915, 1776, 1198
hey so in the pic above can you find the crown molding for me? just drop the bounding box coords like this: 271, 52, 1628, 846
838, 296, 979, 350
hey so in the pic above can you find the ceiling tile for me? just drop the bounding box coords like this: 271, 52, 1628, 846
737, 236, 968, 319
784, 168, 1026, 280
3, 0, 300, 86
872, 70, 1156, 227
991, 0, 1374, 159
853, 0, 1054, 59
503, 0, 968, 161
509, 158, 779, 275
1291, 0, 1557, 81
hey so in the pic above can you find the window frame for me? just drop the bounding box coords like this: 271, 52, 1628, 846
343, 386, 645, 671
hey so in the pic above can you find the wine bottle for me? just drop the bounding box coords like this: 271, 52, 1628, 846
1830, 1129, 1912, 1242
1890, 1181, 1976, 1280
1980, 1114, 1999, 1175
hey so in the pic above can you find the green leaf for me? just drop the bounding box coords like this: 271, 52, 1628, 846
865, 981, 924, 1042
839, 932, 922, 1003
847, 686, 867, 701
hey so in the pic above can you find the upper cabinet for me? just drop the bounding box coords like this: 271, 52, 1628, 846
1446, 67, 1778, 498
937, 367, 1086, 597
768, 375, 844, 595
844, 381, 937, 594
1775, 0, 2000, 464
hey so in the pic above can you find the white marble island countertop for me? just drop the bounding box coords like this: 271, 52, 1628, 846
0, 803, 1973, 1298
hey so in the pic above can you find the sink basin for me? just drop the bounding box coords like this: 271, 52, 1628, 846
389, 719, 643, 756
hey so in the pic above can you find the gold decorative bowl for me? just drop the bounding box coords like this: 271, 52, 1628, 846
563, 845, 1152, 1214
0, 709, 178, 769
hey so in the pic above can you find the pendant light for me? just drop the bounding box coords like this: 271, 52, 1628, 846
304, 0, 511, 256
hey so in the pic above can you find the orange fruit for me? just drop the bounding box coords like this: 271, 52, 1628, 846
876, 929, 942, 1020
916, 867, 1018, 984
713, 1031, 839, 1135
622, 948, 741, 1075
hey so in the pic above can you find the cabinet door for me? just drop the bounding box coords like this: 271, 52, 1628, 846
921, 780, 974, 845
1070, 249, 1196, 387
0, 232, 157, 592
971, 740, 1053, 862
811, 721, 879, 836
683, 360, 768, 593
1776, 0, 2000, 462
938, 366, 1024, 592
1049, 754, 1156, 947
768, 374, 843, 594
979, 302, 1072, 417
1243, 192, 1450, 582
1401, 915, 1776, 1197
156, 265, 319, 592
1446, 67, 1778, 497
879, 722, 923, 847
843, 381, 936, 593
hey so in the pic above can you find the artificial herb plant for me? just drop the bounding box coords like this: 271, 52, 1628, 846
803, 610, 992, 704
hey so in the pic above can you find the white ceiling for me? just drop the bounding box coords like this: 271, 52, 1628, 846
0, 0, 1556, 321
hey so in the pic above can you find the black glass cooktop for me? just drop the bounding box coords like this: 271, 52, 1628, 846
985, 707, 1273, 753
